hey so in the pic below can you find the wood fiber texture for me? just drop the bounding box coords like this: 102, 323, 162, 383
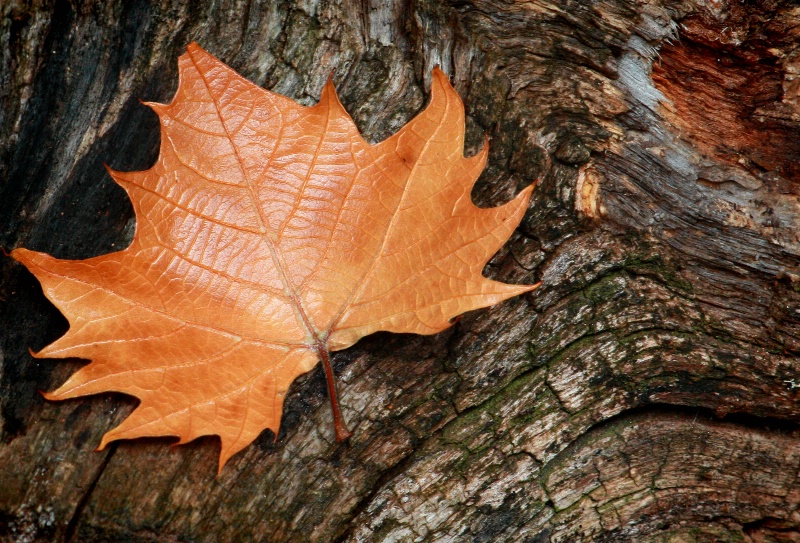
2, 1, 800, 542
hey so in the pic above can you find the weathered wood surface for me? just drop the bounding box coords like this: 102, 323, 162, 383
2, 0, 800, 541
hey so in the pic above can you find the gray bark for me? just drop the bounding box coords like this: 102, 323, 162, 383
2, 1, 800, 542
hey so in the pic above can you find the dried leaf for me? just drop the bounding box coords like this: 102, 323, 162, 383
13, 43, 537, 471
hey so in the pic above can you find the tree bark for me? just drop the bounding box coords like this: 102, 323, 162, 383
2, 1, 800, 542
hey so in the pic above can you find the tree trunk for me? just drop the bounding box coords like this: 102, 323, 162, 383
2, 1, 800, 542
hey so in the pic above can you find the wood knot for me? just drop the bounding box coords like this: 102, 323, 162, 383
575, 164, 604, 220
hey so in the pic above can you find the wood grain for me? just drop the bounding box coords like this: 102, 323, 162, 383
2, 0, 800, 541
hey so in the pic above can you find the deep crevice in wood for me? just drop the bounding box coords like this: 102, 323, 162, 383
63, 443, 116, 543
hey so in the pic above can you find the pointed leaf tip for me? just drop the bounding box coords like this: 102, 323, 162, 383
28, 346, 45, 360
431, 65, 451, 85
95, 438, 109, 452
321, 74, 338, 100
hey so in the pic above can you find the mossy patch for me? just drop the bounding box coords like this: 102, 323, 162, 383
621, 253, 694, 294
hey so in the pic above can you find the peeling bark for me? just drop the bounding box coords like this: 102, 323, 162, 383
2, 1, 800, 542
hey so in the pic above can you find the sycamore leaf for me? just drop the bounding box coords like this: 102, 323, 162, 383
13, 43, 537, 471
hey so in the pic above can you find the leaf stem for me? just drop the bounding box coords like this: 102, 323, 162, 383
315, 343, 352, 441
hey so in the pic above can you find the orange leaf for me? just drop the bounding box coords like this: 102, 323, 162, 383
13, 43, 538, 471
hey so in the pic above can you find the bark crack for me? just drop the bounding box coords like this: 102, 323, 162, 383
63, 442, 117, 543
